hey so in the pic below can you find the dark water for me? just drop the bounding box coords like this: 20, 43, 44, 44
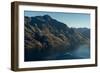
25, 45, 90, 61
43, 45, 90, 60
70, 45, 90, 59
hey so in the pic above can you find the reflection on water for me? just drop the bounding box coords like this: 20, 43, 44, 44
71, 45, 90, 59
25, 45, 90, 61
44, 45, 90, 60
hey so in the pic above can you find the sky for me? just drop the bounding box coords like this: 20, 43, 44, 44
24, 11, 90, 28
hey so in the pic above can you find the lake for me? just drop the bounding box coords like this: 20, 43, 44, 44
43, 45, 90, 60
25, 45, 90, 61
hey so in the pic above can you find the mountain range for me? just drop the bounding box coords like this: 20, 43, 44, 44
24, 15, 90, 61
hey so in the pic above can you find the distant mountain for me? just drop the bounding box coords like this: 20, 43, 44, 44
74, 28, 90, 39
24, 15, 90, 61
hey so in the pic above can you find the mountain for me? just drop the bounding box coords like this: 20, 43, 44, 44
24, 15, 90, 61
74, 28, 90, 39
